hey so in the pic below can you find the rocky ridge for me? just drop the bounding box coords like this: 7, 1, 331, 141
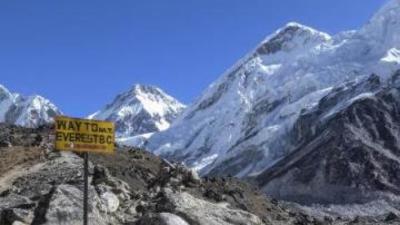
254, 71, 400, 213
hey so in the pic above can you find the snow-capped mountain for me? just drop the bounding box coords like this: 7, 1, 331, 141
89, 84, 186, 138
255, 71, 400, 207
0, 84, 61, 127
146, 0, 400, 178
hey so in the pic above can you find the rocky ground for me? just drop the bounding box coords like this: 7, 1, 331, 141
0, 124, 400, 225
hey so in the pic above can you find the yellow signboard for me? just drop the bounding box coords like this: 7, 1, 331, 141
55, 116, 115, 154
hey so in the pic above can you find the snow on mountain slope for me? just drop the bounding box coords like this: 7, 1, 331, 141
0, 84, 61, 127
256, 72, 400, 206
89, 84, 186, 138
361, 0, 400, 48
0, 85, 14, 122
146, 0, 400, 177
118, 132, 155, 148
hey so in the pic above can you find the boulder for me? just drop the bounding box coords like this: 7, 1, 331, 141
138, 212, 190, 225
12, 221, 27, 225
100, 191, 120, 213
159, 188, 263, 225
0, 194, 35, 225
43, 185, 109, 225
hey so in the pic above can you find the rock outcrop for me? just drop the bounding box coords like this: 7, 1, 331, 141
256, 73, 400, 204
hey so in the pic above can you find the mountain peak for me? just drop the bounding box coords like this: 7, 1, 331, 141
266, 22, 330, 42
0, 84, 9, 91
284, 22, 321, 32
0, 84, 61, 127
130, 84, 168, 99
256, 22, 331, 55
132, 84, 159, 93
0, 84, 12, 99
360, 0, 400, 46
89, 84, 185, 137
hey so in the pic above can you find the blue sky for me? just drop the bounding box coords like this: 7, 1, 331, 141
0, 0, 386, 117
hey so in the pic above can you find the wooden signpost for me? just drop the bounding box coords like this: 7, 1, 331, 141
55, 116, 115, 225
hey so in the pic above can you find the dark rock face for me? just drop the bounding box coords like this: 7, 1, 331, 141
257, 73, 400, 205
256, 25, 304, 55
256, 23, 329, 56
